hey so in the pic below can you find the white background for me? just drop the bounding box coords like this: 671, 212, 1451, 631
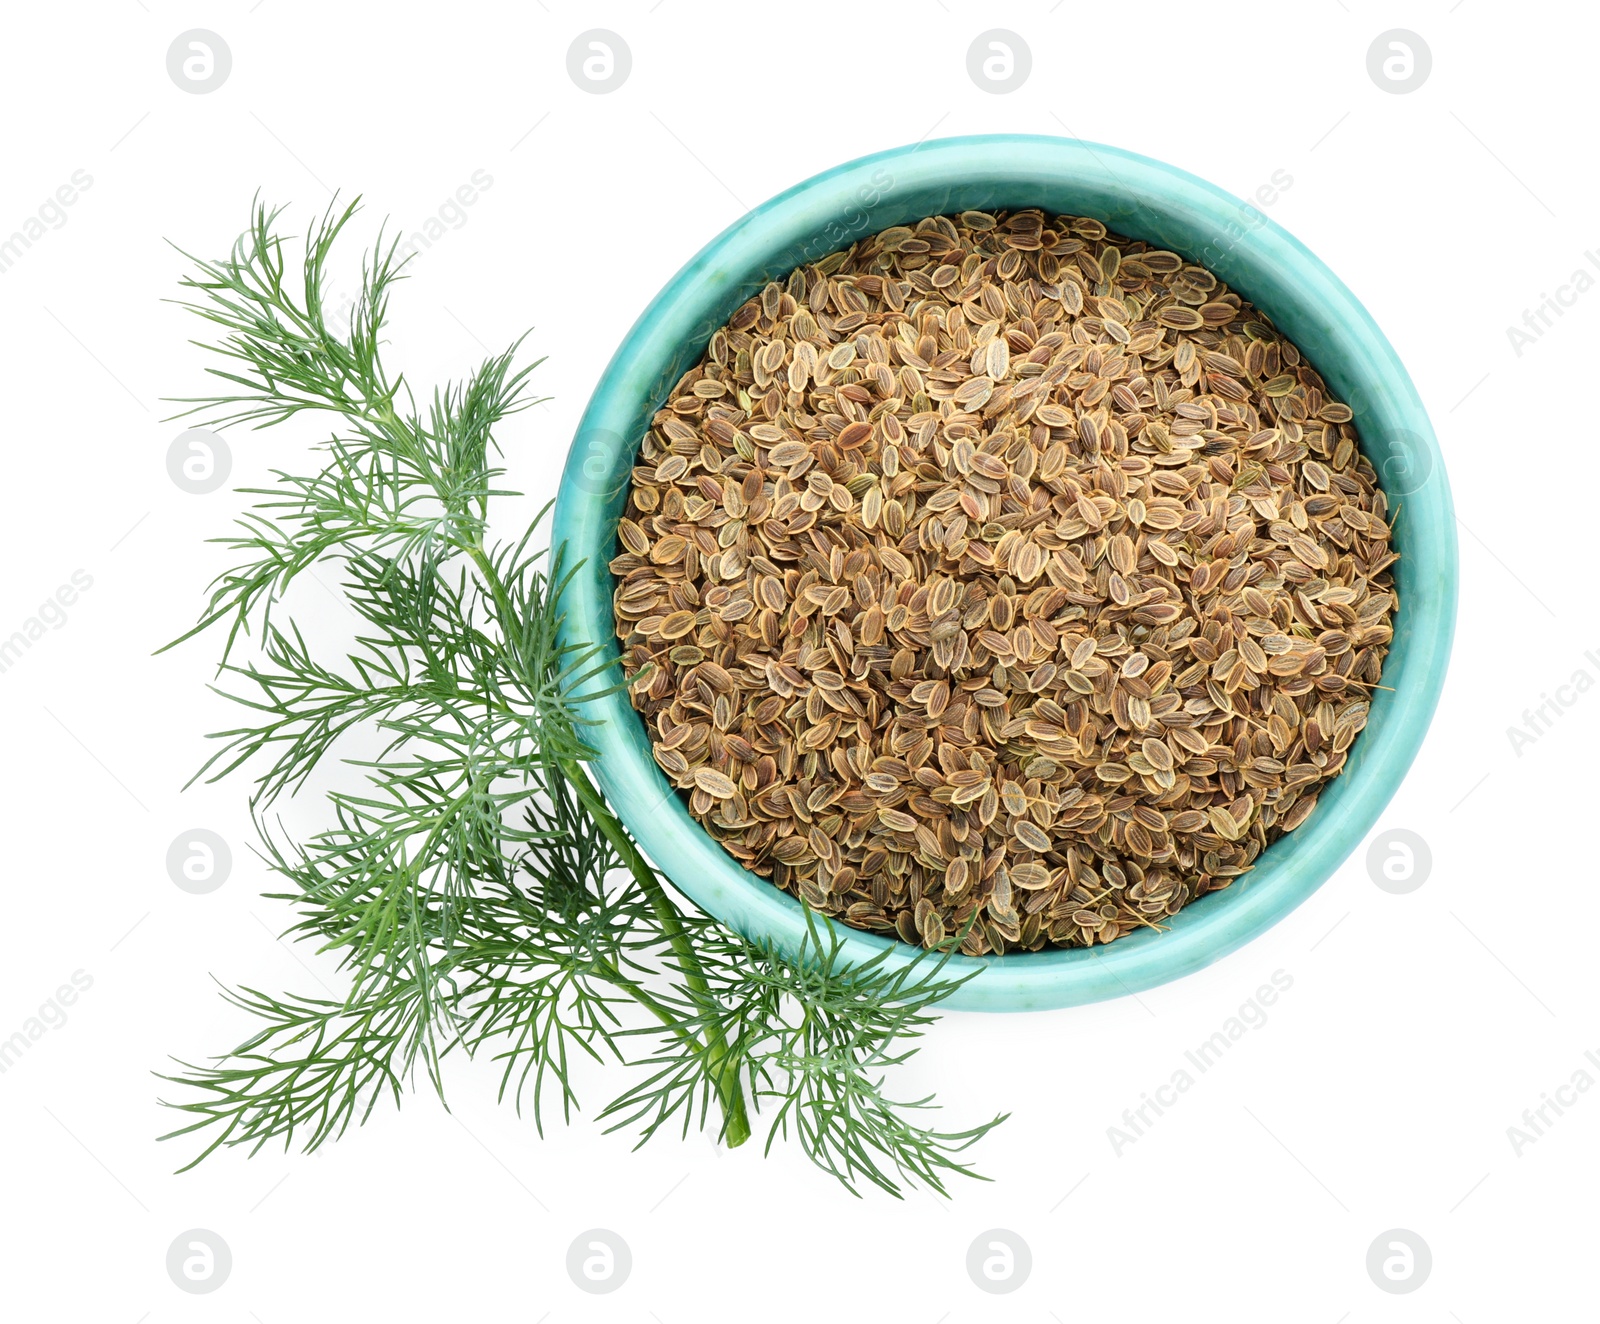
0, 2, 1593, 1320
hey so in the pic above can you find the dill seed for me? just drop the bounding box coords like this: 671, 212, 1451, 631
611, 209, 1398, 956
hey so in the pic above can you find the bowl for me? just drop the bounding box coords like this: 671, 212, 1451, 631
550, 134, 1456, 1012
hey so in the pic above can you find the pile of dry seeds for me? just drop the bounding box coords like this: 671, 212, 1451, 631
610, 209, 1398, 955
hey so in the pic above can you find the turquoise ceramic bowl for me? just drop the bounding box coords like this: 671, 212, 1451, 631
551, 134, 1456, 1012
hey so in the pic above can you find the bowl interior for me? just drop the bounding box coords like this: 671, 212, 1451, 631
551, 134, 1456, 1011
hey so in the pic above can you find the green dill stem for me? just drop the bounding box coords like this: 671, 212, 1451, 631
558, 756, 751, 1149
450, 528, 751, 1149
283, 374, 750, 1147
339, 357, 756, 1149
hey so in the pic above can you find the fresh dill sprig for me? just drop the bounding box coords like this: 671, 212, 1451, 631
156, 197, 1004, 1196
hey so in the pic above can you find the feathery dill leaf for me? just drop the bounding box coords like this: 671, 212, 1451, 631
157, 197, 1002, 1195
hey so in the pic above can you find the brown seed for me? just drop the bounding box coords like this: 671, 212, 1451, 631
945, 856, 971, 895
769, 440, 808, 465
1140, 738, 1174, 772
694, 767, 738, 799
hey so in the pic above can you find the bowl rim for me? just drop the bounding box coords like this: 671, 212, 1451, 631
551, 133, 1457, 1012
